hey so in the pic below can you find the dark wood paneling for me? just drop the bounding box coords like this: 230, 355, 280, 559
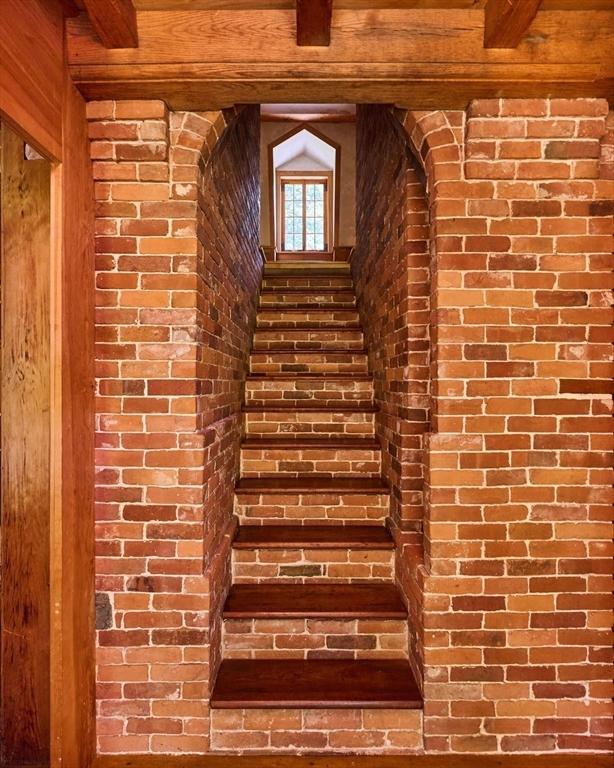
297, 0, 333, 45
0, 122, 52, 767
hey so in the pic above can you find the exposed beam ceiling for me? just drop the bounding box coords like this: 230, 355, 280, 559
82, 0, 138, 48
66, 6, 614, 109
484, 0, 543, 48
297, 0, 333, 45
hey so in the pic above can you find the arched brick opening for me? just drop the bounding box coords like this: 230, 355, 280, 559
90, 101, 261, 754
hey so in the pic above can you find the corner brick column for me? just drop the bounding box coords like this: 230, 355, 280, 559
89, 100, 261, 754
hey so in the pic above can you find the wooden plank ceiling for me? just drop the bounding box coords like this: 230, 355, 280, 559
66, 0, 614, 110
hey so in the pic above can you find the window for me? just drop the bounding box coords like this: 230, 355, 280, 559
277, 173, 331, 252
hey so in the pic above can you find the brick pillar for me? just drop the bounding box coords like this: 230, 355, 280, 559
397, 99, 613, 753
89, 101, 261, 754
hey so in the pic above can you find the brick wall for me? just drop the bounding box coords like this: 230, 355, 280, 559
89, 100, 261, 753
354, 105, 431, 528
354, 104, 431, 692
88, 96, 612, 756
391, 100, 613, 753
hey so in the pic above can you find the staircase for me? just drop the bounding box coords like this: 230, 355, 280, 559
210, 261, 422, 754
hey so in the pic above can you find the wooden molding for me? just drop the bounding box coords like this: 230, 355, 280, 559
82, 0, 138, 47
484, 0, 543, 48
297, 0, 333, 45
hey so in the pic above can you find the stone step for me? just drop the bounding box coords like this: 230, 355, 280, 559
211, 659, 422, 709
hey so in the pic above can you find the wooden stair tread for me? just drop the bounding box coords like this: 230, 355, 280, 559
224, 583, 406, 619
260, 288, 355, 295
265, 263, 350, 271
260, 304, 358, 311
243, 404, 377, 412
211, 659, 422, 709
233, 524, 394, 549
254, 325, 362, 332
241, 437, 380, 450
252, 346, 367, 357
258, 307, 358, 313
247, 373, 371, 381
236, 476, 389, 494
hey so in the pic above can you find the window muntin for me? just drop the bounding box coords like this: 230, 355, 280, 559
279, 176, 329, 252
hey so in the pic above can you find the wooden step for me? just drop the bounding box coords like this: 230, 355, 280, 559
241, 437, 380, 450
260, 288, 355, 295
257, 307, 357, 314
211, 659, 422, 709
236, 477, 389, 495
252, 345, 368, 354
243, 404, 378, 412
265, 262, 350, 273
260, 303, 358, 311
247, 373, 371, 381
253, 324, 362, 332
233, 524, 394, 550
223, 583, 407, 619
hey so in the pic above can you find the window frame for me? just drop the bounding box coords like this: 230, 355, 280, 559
276, 170, 333, 253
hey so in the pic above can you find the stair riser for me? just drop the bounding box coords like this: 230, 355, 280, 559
246, 380, 373, 408
262, 277, 353, 290
257, 310, 359, 327
253, 329, 364, 351
235, 493, 389, 524
222, 618, 408, 660
245, 412, 376, 438
232, 548, 394, 583
250, 353, 368, 375
260, 292, 356, 307
240, 448, 382, 478
210, 708, 423, 753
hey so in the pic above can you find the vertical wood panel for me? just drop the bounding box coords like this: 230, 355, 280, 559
0, 0, 64, 159
50, 74, 96, 768
0, 122, 51, 766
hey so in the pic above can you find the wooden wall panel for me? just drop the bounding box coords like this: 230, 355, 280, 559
0, 0, 64, 159
0, 123, 52, 767
0, 2, 96, 765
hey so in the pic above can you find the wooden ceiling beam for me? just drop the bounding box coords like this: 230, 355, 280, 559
82, 0, 139, 48
297, 0, 333, 45
66, 7, 614, 107
484, 0, 543, 48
